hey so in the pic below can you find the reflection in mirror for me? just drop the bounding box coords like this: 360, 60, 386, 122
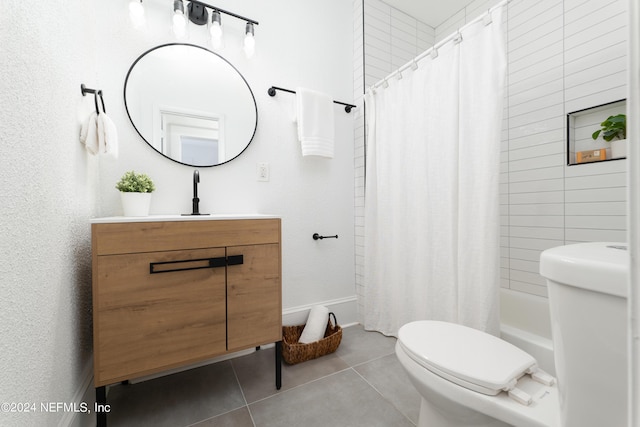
124, 43, 257, 167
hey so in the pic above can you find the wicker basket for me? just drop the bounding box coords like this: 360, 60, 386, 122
282, 312, 342, 364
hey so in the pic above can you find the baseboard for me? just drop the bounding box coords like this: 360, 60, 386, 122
59, 358, 95, 427
282, 295, 358, 326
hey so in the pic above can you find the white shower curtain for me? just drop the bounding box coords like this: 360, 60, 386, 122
364, 7, 507, 337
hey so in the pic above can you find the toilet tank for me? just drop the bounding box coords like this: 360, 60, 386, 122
540, 242, 628, 427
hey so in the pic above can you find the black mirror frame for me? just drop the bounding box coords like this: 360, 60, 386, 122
123, 43, 258, 167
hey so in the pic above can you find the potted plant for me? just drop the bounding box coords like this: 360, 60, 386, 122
116, 170, 155, 216
592, 113, 626, 159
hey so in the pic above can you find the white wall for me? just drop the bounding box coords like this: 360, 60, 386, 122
0, 2, 98, 426
92, 1, 355, 313
0, 1, 355, 425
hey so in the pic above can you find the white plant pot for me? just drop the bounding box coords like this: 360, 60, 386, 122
610, 139, 627, 159
120, 192, 152, 217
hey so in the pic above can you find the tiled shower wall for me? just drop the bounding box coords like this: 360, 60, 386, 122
354, 0, 628, 320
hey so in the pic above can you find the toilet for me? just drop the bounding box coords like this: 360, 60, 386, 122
396, 242, 628, 427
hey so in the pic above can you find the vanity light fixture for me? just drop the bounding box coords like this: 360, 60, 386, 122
133, 0, 258, 55
129, 0, 146, 28
243, 22, 255, 58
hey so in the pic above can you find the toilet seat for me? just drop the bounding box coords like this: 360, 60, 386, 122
398, 321, 538, 396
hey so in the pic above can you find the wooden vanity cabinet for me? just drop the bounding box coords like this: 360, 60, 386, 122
91, 217, 282, 393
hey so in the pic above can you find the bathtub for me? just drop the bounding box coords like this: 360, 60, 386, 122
500, 288, 556, 375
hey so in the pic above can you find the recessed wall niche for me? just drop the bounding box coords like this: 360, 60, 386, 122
567, 99, 626, 165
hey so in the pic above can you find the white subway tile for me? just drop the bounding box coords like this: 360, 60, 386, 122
510, 190, 564, 204
510, 215, 564, 228
565, 172, 626, 190
510, 203, 565, 216
565, 201, 626, 216
509, 178, 564, 194
566, 215, 626, 230
510, 247, 546, 262
509, 153, 565, 172
510, 259, 541, 273
565, 228, 627, 242
510, 226, 564, 240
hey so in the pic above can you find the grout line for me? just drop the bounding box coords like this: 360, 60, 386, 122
230, 360, 257, 427
183, 362, 254, 427
351, 359, 416, 426
246, 365, 354, 407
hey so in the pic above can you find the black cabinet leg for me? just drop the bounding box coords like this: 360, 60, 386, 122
275, 340, 282, 390
96, 386, 107, 427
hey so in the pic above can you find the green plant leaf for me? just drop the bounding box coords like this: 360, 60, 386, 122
116, 170, 156, 193
592, 113, 626, 141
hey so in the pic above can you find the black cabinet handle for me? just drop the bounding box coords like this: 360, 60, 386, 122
227, 255, 244, 266
150, 257, 227, 274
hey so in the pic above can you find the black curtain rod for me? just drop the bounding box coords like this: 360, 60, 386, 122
268, 86, 356, 113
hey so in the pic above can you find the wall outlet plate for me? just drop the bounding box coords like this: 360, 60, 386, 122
257, 162, 270, 181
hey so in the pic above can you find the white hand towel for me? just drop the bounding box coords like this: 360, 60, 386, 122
80, 112, 99, 155
299, 305, 329, 344
97, 113, 119, 158
296, 87, 334, 158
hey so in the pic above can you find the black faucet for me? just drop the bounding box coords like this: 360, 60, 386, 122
182, 170, 209, 216
192, 170, 200, 215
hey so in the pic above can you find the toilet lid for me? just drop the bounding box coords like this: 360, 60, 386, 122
398, 321, 537, 395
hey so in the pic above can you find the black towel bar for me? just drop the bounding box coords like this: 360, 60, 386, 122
268, 86, 356, 113
313, 233, 338, 240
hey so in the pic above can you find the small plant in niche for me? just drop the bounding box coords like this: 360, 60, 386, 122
116, 170, 156, 193
592, 114, 626, 141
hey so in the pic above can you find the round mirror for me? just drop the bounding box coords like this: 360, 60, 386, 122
124, 43, 257, 167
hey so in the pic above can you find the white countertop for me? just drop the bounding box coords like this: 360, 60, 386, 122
90, 214, 280, 224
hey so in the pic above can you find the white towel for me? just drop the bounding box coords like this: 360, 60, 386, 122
299, 305, 329, 344
80, 112, 99, 155
296, 87, 334, 158
81, 112, 118, 158
97, 113, 119, 158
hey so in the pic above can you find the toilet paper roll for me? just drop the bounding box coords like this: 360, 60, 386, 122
298, 305, 329, 344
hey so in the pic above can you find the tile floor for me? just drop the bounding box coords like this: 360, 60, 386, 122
104, 325, 421, 427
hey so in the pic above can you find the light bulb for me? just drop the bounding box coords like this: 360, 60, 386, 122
172, 0, 187, 39
173, 11, 187, 38
209, 11, 223, 49
243, 23, 255, 58
129, 0, 145, 28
